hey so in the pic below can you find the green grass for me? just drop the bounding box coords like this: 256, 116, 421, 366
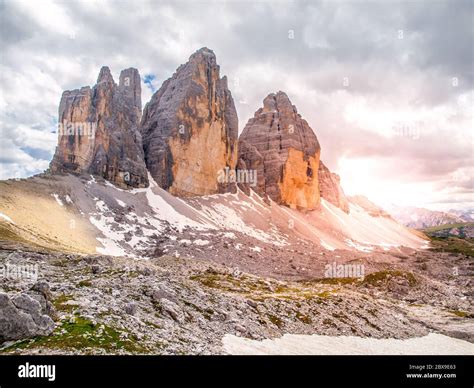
53, 294, 79, 313
362, 270, 417, 287
301, 277, 361, 286
1, 316, 147, 354
266, 313, 284, 328
296, 313, 312, 324
190, 272, 275, 294
449, 310, 473, 318
422, 222, 474, 233
190, 272, 335, 301
429, 237, 474, 258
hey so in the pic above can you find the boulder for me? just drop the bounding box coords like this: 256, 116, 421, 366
0, 292, 55, 342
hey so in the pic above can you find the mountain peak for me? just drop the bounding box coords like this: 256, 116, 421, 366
238, 93, 321, 210
140, 47, 237, 196
50, 66, 148, 187
97, 66, 114, 84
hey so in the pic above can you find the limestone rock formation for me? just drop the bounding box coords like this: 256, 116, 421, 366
318, 161, 350, 213
238, 91, 321, 210
50, 67, 148, 188
0, 289, 55, 342
140, 47, 238, 196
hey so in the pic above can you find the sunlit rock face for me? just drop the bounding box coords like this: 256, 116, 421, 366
238, 91, 321, 210
318, 161, 350, 213
140, 47, 238, 197
50, 66, 148, 188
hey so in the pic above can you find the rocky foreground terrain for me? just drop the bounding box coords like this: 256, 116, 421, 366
0, 230, 472, 355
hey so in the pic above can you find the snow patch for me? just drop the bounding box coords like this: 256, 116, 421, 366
320, 240, 336, 251
193, 239, 210, 246
145, 187, 210, 232
116, 199, 126, 207
223, 333, 474, 355
0, 212, 14, 224
52, 194, 64, 207
345, 239, 374, 252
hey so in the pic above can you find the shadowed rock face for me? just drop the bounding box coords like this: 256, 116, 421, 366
140, 47, 238, 197
318, 161, 350, 213
238, 92, 321, 210
50, 66, 148, 188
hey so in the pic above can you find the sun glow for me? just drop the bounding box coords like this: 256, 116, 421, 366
337, 157, 437, 209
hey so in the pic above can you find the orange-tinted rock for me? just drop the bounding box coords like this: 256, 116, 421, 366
238, 91, 321, 210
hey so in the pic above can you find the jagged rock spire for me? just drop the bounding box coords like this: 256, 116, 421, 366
50, 67, 148, 188
238, 91, 321, 210
140, 47, 238, 196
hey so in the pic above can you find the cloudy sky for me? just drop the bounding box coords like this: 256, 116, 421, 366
0, 0, 472, 211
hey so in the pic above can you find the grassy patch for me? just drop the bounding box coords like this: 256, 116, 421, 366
182, 300, 213, 320
301, 277, 361, 286
190, 272, 273, 294
53, 294, 78, 313
296, 313, 312, 324
1, 316, 146, 354
266, 314, 284, 328
362, 270, 417, 287
190, 272, 335, 301
428, 237, 474, 258
449, 310, 473, 318
423, 222, 474, 233
78, 280, 92, 288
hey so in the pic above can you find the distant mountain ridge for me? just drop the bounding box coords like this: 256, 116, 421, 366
387, 205, 473, 229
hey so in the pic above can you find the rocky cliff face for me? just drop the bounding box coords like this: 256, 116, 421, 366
238, 92, 321, 210
50, 67, 148, 188
140, 47, 238, 196
318, 161, 350, 213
